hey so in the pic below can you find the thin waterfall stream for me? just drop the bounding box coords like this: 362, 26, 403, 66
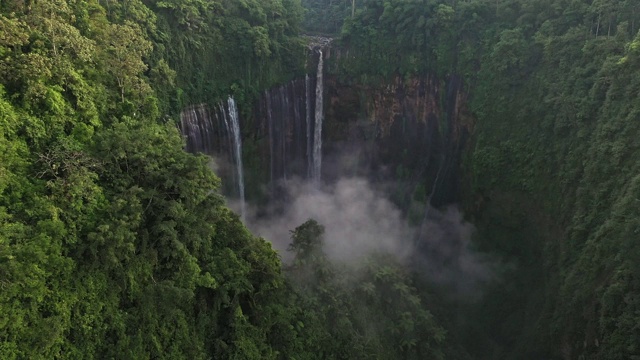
179, 41, 331, 218
225, 97, 245, 221
305, 74, 312, 179
312, 49, 324, 184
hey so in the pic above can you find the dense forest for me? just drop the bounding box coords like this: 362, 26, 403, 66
322, 0, 640, 357
0, 0, 303, 358
2, 0, 640, 359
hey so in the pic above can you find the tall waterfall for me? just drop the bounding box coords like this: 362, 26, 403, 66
180, 41, 330, 205
179, 99, 246, 220
253, 48, 327, 185
279, 86, 288, 182
266, 91, 275, 185
224, 97, 245, 221
312, 50, 324, 183
260, 79, 311, 184
305, 74, 312, 179
180, 104, 215, 154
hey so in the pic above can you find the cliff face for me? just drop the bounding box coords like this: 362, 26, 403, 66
322, 72, 473, 208
179, 44, 474, 210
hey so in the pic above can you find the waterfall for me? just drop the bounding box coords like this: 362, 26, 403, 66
305, 74, 312, 179
224, 97, 245, 221
179, 46, 328, 213
179, 41, 328, 199
280, 86, 288, 182
259, 78, 311, 185
266, 91, 275, 185
179, 100, 247, 220
312, 49, 324, 183
180, 104, 220, 155
249, 41, 329, 186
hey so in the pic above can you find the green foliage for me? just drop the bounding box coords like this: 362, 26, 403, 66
7, 0, 640, 358
459, 0, 640, 358
284, 219, 447, 359
301, 0, 352, 34
336, 0, 492, 82
0, 0, 306, 358
328, 0, 640, 358
101, 21, 153, 102
148, 0, 305, 112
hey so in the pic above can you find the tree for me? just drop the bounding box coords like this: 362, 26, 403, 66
102, 22, 152, 102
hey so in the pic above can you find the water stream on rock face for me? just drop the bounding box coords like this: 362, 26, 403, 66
179, 98, 246, 220
180, 104, 212, 154
262, 79, 312, 184
312, 49, 324, 184
305, 74, 312, 179
179, 45, 330, 214
225, 97, 245, 221
257, 48, 326, 185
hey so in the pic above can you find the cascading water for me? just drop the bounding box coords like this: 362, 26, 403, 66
252, 46, 327, 186
257, 78, 312, 184
225, 97, 245, 221
266, 91, 275, 185
305, 74, 312, 179
312, 49, 324, 183
180, 39, 331, 210
179, 98, 246, 220
280, 86, 288, 182
180, 104, 211, 154
178, 40, 465, 229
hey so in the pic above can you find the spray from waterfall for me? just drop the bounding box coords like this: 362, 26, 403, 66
224, 97, 245, 221
312, 49, 324, 184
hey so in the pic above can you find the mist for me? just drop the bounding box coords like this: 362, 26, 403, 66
245, 178, 412, 261
239, 176, 497, 293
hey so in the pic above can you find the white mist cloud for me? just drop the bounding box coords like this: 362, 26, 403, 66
246, 177, 413, 262
240, 176, 497, 295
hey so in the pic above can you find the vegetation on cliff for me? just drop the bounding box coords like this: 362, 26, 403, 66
0, 0, 451, 358
0, 0, 307, 357
329, 0, 640, 358
4, 0, 640, 358
469, 2, 640, 358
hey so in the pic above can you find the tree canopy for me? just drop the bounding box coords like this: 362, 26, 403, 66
0, 0, 306, 358
3, 0, 640, 358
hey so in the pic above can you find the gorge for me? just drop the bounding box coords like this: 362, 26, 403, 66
1, 0, 640, 359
